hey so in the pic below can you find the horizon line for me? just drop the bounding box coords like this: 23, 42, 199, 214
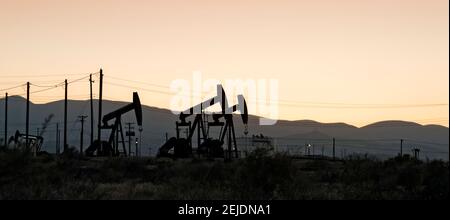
1, 95, 448, 129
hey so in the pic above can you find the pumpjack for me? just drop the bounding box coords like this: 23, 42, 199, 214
201, 94, 248, 159
8, 130, 44, 156
158, 85, 249, 159
158, 85, 227, 158
85, 92, 143, 157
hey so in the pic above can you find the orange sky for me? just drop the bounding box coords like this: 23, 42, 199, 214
0, 0, 448, 127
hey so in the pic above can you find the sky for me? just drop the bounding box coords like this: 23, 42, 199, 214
0, 0, 448, 127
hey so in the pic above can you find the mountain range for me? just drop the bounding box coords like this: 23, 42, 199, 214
0, 96, 448, 160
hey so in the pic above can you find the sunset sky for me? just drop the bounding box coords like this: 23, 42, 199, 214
0, 0, 448, 127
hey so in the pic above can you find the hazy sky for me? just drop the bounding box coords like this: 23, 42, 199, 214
0, 0, 448, 127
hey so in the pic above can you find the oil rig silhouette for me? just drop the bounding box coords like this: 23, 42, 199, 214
158, 84, 248, 160
3, 69, 249, 161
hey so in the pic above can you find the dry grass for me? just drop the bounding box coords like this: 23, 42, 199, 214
0, 147, 448, 200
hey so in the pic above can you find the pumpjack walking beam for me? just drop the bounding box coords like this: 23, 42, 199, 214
177, 84, 228, 149
158, 84, 230, 158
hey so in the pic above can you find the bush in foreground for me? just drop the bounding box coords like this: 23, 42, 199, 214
0, 148, 448, 200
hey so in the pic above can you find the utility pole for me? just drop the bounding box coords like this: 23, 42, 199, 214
78, 115, 88, 156
332, 138, 336, 160
126, 122, 135, 157
97, 69, 103, 155
400, 139, 403, 157
2, 93, 6, 146
64, 79, 68, 152
26, 82, 30, 149
56, 123, 60, 155
90, 74, 94, 146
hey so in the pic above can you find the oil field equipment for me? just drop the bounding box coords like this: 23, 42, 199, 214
158, 85, 249, 159
85, 92, 143, 157
158, 85, 227, 158
8, 130, 44, 156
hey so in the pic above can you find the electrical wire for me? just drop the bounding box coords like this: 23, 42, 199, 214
2, 72, 448, 109
102, 79, 448, 109
0, 72, 98, 78
0, 83, 26, 92
103, 81, 174, 95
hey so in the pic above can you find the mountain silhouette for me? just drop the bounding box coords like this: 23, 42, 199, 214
0, 96, 448, 159
362, 120, 422, 128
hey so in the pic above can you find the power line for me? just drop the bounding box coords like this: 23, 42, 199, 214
104, 76, 449, 108
104, 81, 174, 95
67, 74, 94, 84
0, 79, 66, 85
1, 71, 98, 91
104, 79, 448, 109
0, 83, 26, 92
30, 82, 64, 88
2, 72, 448, 109
5, 73, 98, 96
0, 72, 98, 78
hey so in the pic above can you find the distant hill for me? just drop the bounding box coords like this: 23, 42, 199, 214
0, 96, 448, 160
362, 120, 422, 128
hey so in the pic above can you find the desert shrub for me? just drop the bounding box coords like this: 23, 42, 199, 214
230, 148, 294, 199
0, 148, 448, 200
421, 160, 449, 200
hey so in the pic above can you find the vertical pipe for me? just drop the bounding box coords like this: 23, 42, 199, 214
97, 69, 103, 155
64, 79, 68, 152
26, 82, 30, 149
56, 123, 59, 155
79, 116, 86, 156
90, 74, 94, 146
